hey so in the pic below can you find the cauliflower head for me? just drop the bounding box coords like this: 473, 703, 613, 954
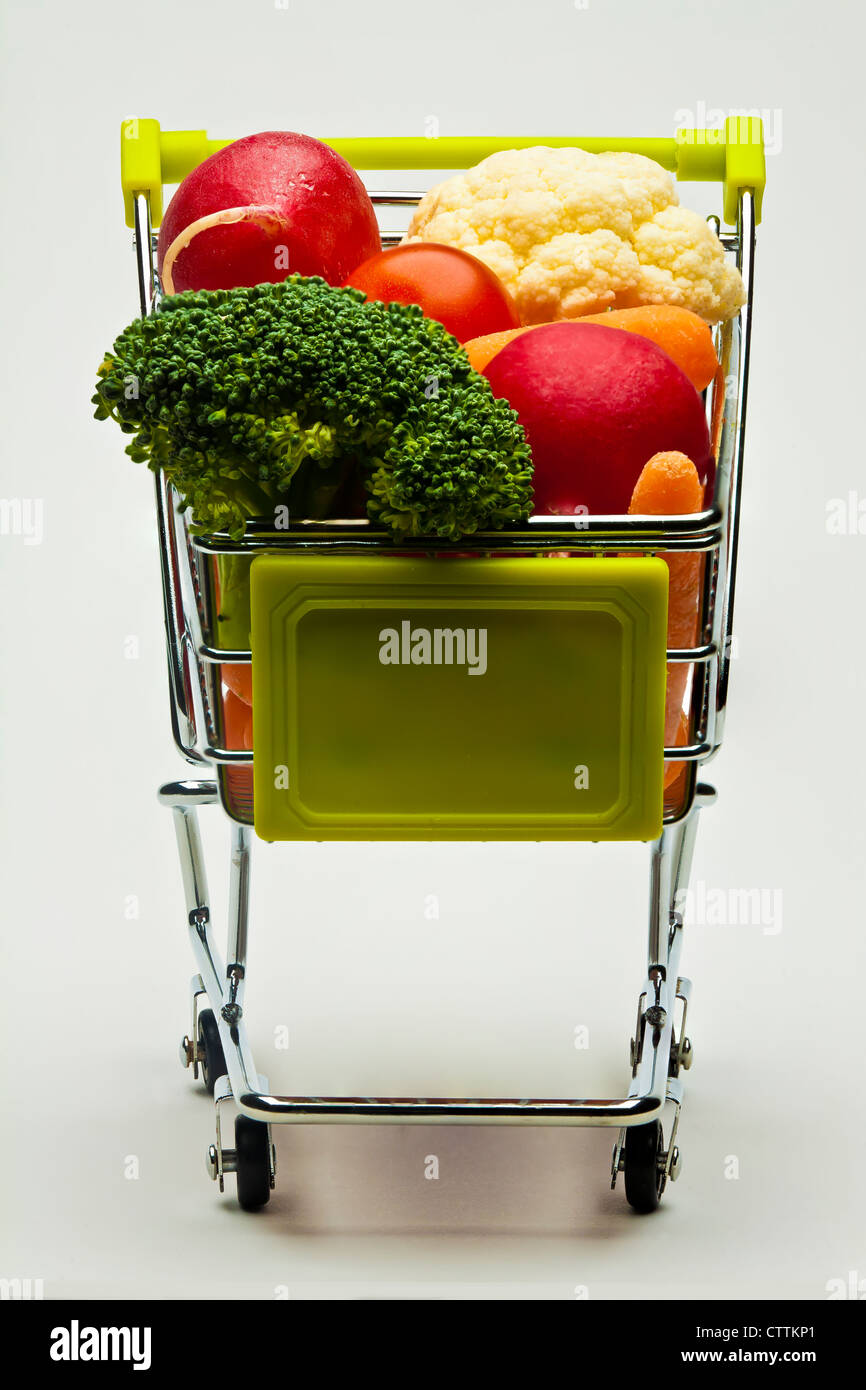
404, 147, 745, 325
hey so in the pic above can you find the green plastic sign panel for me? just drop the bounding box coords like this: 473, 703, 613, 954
251, 555, 668, 841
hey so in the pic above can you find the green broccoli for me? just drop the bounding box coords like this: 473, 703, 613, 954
92, 276, 533, 541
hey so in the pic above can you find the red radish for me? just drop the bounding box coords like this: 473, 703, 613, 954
483, 322, 713, 516
157, 131, 381, 294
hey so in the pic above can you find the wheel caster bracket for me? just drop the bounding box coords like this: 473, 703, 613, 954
206, 1079, 275, 1208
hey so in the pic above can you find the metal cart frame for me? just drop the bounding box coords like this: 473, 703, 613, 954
122, 120, 760, 1211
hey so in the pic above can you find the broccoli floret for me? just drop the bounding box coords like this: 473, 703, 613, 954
93, 277, 533, 540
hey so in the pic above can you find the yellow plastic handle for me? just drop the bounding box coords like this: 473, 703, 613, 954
121, 117, 764, 229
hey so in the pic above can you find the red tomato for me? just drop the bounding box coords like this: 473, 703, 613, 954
344, 244, 520, 343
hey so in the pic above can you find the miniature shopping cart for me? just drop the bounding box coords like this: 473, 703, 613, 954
119, 117, 764, 1212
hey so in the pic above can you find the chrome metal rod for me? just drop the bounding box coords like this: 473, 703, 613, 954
171, 496, 223, 758
198, 645, 252, 664
226, 823, 251, 990
648, 828, 674, 969
191, 509, 724, 546
185, 896, 274, 1104
369, 191, 426, 204
232, 1092, 665, 1126
714, 190, 755, 744
133, 194, 154, 319
199, 639, 719, 667
158, 779, 218, 809
666, 642, 717, 663
191, 532, 722, 558
161, 793, 261, 1091
670, 783, 716, 910
154, 470, 205, 764
169, 805, 212, 924
204, 742, 705, 768
630, 917, 683, 1109
203, 746, 254, 766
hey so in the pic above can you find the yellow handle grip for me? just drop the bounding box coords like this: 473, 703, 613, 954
121, 117, 764, 229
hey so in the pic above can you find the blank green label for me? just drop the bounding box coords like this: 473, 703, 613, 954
251, 555, 668, 842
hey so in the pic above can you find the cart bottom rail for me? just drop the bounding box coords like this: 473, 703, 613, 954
231, 1091, 669, 1126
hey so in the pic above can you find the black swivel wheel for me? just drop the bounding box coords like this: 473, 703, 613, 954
623, 1120, 665, 1213
235, 1116, 273, 1210
198, 1008, 227, 1095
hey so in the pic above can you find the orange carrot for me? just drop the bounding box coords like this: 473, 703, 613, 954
629, 451, 704, 767
464, 326, 532, 372
664, 710, 690, 792
221, 686, 254, 812
222, 685, 253, 748
223, 662, 252, 706
464, 305, 718, 391
629, 449, 706, 521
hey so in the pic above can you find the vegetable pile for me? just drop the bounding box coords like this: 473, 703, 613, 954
92, 276, 532, 541
97, 130, 748, 795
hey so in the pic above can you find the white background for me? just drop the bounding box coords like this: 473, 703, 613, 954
1, 0, 864, 1300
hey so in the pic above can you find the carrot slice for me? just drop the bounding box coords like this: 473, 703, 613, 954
223, 662, 252, 705
222, 685, 253, 748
